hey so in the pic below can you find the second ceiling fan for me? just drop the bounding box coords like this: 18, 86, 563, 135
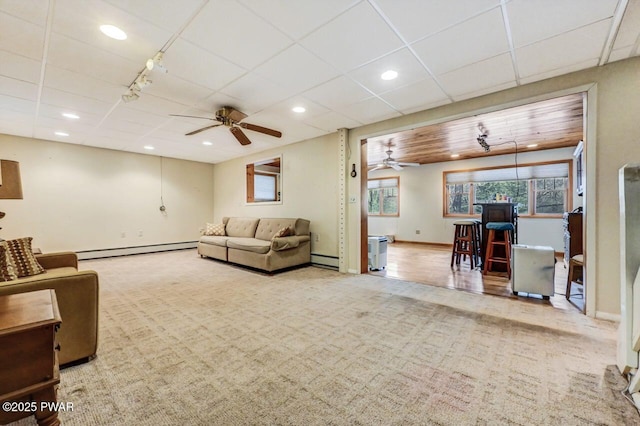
369, 142, 420, 171
172, 106, 282, 146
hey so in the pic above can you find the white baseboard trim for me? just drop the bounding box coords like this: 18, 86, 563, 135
77, 241, 197, 260
595, 311, 621, 322
311, 253, 339, 270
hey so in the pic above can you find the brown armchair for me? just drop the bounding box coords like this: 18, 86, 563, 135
0, 252, 99, 366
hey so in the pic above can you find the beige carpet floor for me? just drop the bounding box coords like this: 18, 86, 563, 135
14, 249, 640, 425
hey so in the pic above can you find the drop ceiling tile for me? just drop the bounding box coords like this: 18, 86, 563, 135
508, 0, 618, 47
0, 95, 37, 114
44, 65, 124, 103
437, 53, 516, 98
349, 48, 431, 95
0, 121, 34, 138
519, 58, 599, 85
373, 0, 501, 43
240, 109, 326, 143
0, 51, 41, 83
181, 1, 293, 69
107, 105, 170, 128
516, 19, 612, 78
452, 81, 518, 103
38, 104, 103, 126
0, 76, 38, 101
303, 111, 363, 133
253, 45, 339, 95
379, 78, 450, 114
40, 87, 114, 116
122, 93, 192, 117
162, 39, 246, 91
142, 73, 215, 107
219, 72, 290, 113
608, 46, 635, 63
47, 33, 140, 86
86, 135, 131, 150
0, 1, 48, 26
265, 96, 330, 121
301, 76, 372, 110
52, 0, 172, 62
611, 0, 640, 53
239, 0, 359, 39
300, 2, 404, 72
0, 12, 46, 60
335, 97, 401, 124
35, 116, 96, 135
101, 116, 156, 135
411, 8, 510, 75
104, 0, 205, 32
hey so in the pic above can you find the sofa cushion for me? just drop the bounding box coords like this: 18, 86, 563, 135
226, 237, 271, 254
199, 235, 228, 247
225, 217, 260, 238
4, 237, 45, 278
254, 218, 298, 241
204, 222, 225, 236
0, 242, 18, 281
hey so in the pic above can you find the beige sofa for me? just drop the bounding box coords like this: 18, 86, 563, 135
0, 252, 99, 366
198, 217, 311, 272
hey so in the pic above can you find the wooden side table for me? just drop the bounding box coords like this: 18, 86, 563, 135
0, 290, 62, 426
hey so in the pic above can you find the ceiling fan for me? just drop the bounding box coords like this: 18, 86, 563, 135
369, 142, 420, 171
171, 106, 282, 146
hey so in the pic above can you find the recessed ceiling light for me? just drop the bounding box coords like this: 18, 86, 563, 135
451, 154, 460, 158
381, 70, 398, 80
292, 106, 306, 113
54, 131, 69, 137
99, 24, 127, 40
527, 144, 539, 148
62, 112, 79, 119
202, 141, 213, 146
143, 145, 155, 150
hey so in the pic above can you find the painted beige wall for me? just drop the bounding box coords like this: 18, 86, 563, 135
212, 133, 339, 257
368, 147, 579, 251
0, 134, 214, 252
348, 56, 640, 317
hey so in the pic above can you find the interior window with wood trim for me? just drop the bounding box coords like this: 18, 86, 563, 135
443, 160, 572, 218
368, 177, 399, 216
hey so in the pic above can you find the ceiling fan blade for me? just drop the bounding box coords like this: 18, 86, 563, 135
239, 122, 282, 138
170, 114, 217, 121
230, 126, 252, 145
227, 108, 248, 123
390, 164, 403, 171
368, 165, 384, 172
397, 162, 420, 167
185, 123, 223, 136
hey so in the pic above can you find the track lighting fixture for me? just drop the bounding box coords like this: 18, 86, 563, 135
146, 52, 167, 73
122, 90, 140, 103
133, 74, 152, 90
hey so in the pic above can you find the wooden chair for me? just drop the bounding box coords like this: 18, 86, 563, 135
565, 254, 584, 299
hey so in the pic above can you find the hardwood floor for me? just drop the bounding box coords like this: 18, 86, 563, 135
368, 242, 584, 312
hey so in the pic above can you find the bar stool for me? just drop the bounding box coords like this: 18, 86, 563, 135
482, 222, 514, 278
451, 220, 481, 269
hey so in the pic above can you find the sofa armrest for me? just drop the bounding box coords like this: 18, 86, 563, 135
271, 235, 310, 251
36, 251, 78, 270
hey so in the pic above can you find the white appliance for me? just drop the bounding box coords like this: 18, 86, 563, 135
511, 244, 556, 298
368, 236, 388, 271
617, 164, 640, 394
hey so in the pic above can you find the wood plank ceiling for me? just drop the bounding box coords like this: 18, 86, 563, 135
367, 92, 585, 167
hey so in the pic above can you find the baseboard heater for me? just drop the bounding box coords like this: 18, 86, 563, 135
311, 253, 339, 270
76, 241, 198, 260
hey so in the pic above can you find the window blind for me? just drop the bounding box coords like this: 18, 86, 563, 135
446, 163, 569, 184
254, 174, 276, 201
